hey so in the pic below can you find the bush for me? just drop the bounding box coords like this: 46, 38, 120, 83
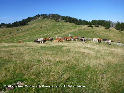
88, 25, 93, 28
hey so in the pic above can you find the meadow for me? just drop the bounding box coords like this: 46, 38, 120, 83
0, 19, 124, 93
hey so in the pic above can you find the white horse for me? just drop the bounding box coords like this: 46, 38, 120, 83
93, 38, 99, 42
37, 38, 45, 43
105, 40, 111, 45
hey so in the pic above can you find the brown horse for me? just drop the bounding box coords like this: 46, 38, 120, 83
54, 38, 64, 42
44, 37, 53, 42
64, 36, 73, 41
98, 38, 102, 43
73, 36, 79, 41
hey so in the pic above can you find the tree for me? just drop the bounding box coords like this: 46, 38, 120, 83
0, 23, 6, 28
88, 22, 93, 28
104, 21, 111, 29
115, 22, 121, 30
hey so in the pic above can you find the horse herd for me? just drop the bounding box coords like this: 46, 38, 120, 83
34, 36, 112, 45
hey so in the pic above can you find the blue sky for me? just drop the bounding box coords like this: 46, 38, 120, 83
0, 0, 124, 23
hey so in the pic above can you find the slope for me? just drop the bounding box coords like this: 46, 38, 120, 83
0, 18, 124, 43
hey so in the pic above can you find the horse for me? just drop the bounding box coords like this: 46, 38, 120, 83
73, 36, 79, 41
106, 40, 111, 45
93, 38, 99, 42
80, 37, 86, 42
44, 37, 53, 42
102, 39, 108, 41
54, 38, 64, 42
64, 36, 73, 41
98, 38, 102, 43
34, 38, 46, 43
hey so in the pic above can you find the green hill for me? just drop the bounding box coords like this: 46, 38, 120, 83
0, 18, 124, 43
0, 18, 124, 93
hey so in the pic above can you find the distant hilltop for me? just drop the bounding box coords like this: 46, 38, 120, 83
0, 14, 124, 31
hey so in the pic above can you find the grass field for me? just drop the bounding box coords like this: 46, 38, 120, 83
0, 19, 124, 93
0, 41, 124, 93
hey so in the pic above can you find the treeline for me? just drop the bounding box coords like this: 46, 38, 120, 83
115, 22, 124, 31
0, 17, 35, 28
0, 14, 124, 31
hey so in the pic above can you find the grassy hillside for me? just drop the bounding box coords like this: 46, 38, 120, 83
0, 19, 124, 93
0, 18, 124, 43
